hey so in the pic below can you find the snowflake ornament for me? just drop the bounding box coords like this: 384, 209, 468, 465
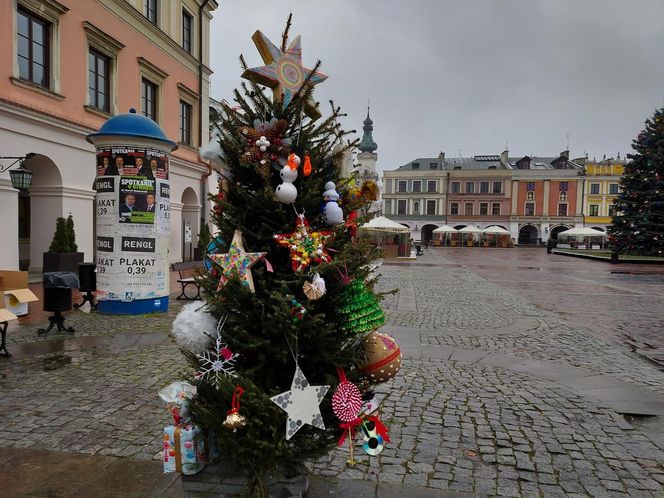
194, 316, 239, 388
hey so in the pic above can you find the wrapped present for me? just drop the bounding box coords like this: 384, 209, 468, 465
163, 423, 208, 475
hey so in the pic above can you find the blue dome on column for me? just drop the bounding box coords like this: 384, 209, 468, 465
86, 108, 178, 150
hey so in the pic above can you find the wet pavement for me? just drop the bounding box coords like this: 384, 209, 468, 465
2, 258, 664, 496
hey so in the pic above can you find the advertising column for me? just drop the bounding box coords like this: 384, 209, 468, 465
87, 110, 177, 314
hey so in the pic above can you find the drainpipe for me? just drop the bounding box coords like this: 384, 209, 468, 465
198, 0, 211, 233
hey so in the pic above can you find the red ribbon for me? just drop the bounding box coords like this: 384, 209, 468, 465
336, 366, 347, 383
169, 405, 182, 425
227, 385, 244, 415
337, 418, 362, 447
366, 415, 391, 443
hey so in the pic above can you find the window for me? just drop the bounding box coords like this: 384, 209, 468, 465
429, 162, 437, 170
145, 0, 158, 24
558, 204, 567, 216
397, 200, 407, 215
590, 183, 600, 194
411, 162, 420, 169
426, 200, 436, 215
141, 77, 158, 121
397, 180, 407, 193
465, 203, 473, 215
413, 201, 419, 214
525, 202, 535, 216
492, 203, 500, 215
559, 191, 567, 201
88, 49, 109, 112
427, 180, 436, 192
453, 166, 462, 170
492, 181, 502, 194
526, 182, 535, 191
559, 181, 568, 191
179, 100, 192, 145
182, 9, 193, 54
608, 205, 615, 217
450, 202, 459, 215
609, 183, 619, 194
465, 182, 475, 194
412, 180, 421, 193
451, 182, 460, 193
384, 200, 391, 214
589, 205, 599, 216
479, 203, 488, 215
527, 191, 535, 201
480, 181, 489, 193
17, 8, 50, 87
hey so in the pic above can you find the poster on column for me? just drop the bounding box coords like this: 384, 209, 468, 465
94, 146, 170, 302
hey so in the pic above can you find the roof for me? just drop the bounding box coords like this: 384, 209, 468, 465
395, 156, 505, 171
393, 153, 583, 172
86, 109, 177, 149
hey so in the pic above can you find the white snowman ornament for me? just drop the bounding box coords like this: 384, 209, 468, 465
275, 154, 300, 204
323, 181, 344, 225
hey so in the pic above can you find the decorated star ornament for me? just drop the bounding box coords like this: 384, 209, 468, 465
208, 230, 266, 292
241, 30, 328, 119
271, 364, 330, 440
274, 214, 334, 273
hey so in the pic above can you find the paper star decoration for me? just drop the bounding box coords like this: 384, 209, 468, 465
208, 230, 266, 292
271, 364, 330, 440
274, 214, 333, 273
241, 30, 328, 120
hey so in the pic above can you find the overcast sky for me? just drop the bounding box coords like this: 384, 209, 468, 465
209, 0, 664, 173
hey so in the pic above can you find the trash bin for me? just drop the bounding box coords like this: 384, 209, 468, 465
38, 272, 79, 335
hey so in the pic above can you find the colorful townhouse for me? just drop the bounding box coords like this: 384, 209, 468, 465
382, 150, 587, 244
446, 155, 512, 234
582, 157, 625, 231
381, 153, 448, 242
0, 0, 218, 271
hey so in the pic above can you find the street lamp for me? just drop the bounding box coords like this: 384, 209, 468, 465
0, 153, 35, 191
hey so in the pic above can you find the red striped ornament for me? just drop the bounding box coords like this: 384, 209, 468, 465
331, 368, 362, 423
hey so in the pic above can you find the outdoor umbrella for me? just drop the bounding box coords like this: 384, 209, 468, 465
458, 225, 482, 246
359, 216, 410, 233
432, 225, 458, 246
483, 226, 510, 246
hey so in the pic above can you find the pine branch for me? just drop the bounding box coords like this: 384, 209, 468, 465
281, 13, 293, 52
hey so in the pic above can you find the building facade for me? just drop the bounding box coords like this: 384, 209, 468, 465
0, 0, 218, 271
582, 157, 625, 231
382, 150, 589, 244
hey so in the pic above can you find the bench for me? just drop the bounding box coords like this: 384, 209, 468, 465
171, 261, 204, 300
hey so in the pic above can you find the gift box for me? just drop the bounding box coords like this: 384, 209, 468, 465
163, 423, 208, 475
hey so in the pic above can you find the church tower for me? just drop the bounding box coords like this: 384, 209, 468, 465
356, 106, 378, 182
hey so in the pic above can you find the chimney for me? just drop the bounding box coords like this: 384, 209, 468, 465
500, 149, 509, 165
438, 150, 445, 160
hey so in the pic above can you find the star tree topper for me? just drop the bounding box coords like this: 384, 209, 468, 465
274, 214, 333, 273
241, 30, 328, 120
208, 230, 266, 292
271, 364, 330, 440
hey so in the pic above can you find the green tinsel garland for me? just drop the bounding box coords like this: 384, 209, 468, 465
338, 280, 385, 334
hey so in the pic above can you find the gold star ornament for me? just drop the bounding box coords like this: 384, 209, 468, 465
241, 30, 328, 120
207, 230, 266, 292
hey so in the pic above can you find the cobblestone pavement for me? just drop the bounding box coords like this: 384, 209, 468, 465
2, 251, 664, 497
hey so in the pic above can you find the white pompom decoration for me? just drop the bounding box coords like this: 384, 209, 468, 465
172, 302, 217, 354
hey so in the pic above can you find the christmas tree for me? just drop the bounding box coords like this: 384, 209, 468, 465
609, 105, 664, 255
181, 17, 392, 494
